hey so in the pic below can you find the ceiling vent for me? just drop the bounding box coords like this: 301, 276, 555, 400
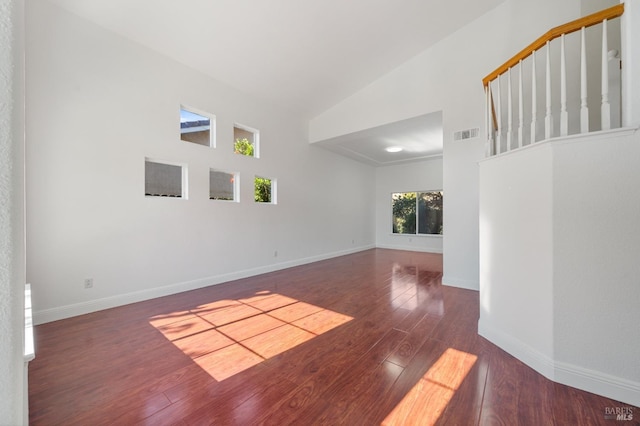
454, 128, 479, 141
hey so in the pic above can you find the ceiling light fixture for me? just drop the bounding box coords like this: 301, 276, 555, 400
385, 146, 403, 153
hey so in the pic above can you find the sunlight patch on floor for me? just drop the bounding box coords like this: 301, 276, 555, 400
383, 348, 477, 426
149, 292, 352, 381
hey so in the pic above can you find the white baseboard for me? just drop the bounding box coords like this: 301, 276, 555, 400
479, 320, 640, 408
441, 275, 479, 291
375, 244, 443, 254
478, 320, 556, 380
34, 244, 375, 325
554, 361, 640, 408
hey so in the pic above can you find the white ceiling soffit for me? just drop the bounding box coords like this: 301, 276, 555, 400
313, 111, 443, 167
45, 0, 506, 119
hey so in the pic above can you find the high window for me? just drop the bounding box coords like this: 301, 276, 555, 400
392, 191, 443, 234
180, 107, 214, 147
210, 170, 238, 201
255, 176, 275, 204
145, 159, 186, 198
234, 124, 259, 158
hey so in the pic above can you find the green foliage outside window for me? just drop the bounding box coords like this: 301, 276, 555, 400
392, 193, 417, 234
255, 177, 272, 203
392, 191, 443, 235
234, 138, 254, 156
235, 138, 271, 203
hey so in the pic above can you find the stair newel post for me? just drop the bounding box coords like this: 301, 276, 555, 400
560, 34, 568, 136
580, 26, 589, 133
518, 60, 524, 148
601, 18, 611, 130
545, 40, 553, 139
531, 49, 537, 144
507, 67, 513, 151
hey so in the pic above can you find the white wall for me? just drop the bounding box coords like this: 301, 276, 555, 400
375, 159, 443, 253
26, 1, 375, 324
552, 129, 640, 406
479, 128, 640, 407
478, 145, 555, 376
0, 0, 26, 424
621, 0, 640, 127
310, 0, 583, 291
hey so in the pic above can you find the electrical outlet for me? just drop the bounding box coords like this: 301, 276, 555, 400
274, 250, 278, 258
84, 278, 93, 289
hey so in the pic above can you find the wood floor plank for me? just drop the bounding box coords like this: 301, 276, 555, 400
182, 376, 299, 426
242, 292, 299, 312
198, 303, 262, 327
241, 323, 316, 359
387, 313, 440, 367
215, 313, 286, 341
265, 301, 324, 323
480, 349, 536, 425
256, 376, 328, 425
29, 249, 638, 425
363, 327, 409, 364
309, 360, 405, 424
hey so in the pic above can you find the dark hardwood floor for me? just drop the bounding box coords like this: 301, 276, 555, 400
29, 249, 637, 425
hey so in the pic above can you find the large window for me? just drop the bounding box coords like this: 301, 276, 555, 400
392, 191, 443, 235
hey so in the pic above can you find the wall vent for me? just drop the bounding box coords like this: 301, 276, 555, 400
454, 128, 479, 141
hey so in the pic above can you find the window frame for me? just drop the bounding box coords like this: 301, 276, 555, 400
209, 169, 239, 202
144, 158, 188, 199
254, 175, 276, 204
391, 190, 443, 236
180, 105, 216, 148
233, 123, 260, 158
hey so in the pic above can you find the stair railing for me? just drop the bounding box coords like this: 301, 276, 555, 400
483, 4, 625, 156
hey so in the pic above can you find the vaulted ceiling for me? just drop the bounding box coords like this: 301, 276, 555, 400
45, 0, 505, 119
43, 0, 505, 164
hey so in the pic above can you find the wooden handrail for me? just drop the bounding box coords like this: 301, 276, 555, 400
482, 3, 624, 87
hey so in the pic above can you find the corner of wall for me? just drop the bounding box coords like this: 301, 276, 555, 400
441, 276, 479, 291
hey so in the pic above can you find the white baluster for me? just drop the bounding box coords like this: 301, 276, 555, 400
485, 85, 492, 156
531, 50, 537, 143
560, 34, 568, 136
601, 19, 611, 130
496, 74, 502, 153
507, 68, 513, 151
518, 60, 524, 148
545, 41, 553, 139
580, 27, 589, 133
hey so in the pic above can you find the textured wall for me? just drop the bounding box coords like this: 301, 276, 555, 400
0, 0, 26, 424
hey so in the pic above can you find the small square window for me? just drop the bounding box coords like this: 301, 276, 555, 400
234, 124, 259, 158
181, 107, 214, 147
145, 159, 186, 198
254, 176, 275, 204
210, 170, 238, 201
